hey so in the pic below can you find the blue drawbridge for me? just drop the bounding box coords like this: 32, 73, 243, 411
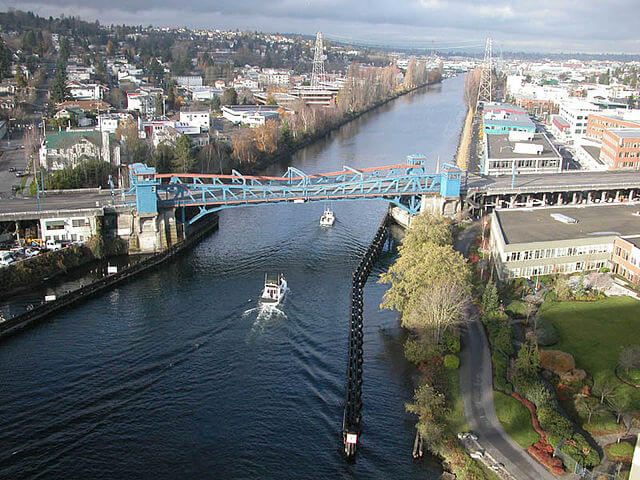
128, 155, 465, 225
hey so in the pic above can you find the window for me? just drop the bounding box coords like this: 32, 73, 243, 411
72, 218, 89, 228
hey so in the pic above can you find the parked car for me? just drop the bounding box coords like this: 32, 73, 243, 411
45, 239, 62, 251
0, 251, 14, 267
8, 166, 16, 172
24, 247, 40, 258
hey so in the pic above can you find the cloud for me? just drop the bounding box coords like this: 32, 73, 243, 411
6, 0, 640, 53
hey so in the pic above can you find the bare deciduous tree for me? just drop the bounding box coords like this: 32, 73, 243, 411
402, 280, 470, 343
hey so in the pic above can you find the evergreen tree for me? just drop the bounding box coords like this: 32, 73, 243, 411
50, 66, 68, 103
481, 281, 499, 314
172, 134, 193, 173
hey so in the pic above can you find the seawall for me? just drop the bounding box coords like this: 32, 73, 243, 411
0, 214, 219, 340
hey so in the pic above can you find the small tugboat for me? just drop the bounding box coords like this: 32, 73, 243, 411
319, 206, 335, 227
260, 273, 287, 306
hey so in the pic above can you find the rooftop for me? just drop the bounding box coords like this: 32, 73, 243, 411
608, 128, 640, 139
496, 204, 640, 245
486, 133, 561, 160
44, 130, 104, 150
580, 144, 603, 165
622, 236, 640, 249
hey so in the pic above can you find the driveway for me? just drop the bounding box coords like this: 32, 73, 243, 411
455, 223, 557, 480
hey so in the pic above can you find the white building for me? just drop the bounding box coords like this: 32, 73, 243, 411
67, 81, 108, 101
40, 214, 98, 243
97, 113, 133, 134
557, 99, 600, 142
39, 130, 119, 171
126, 87, 162, 115
66, 65, 94, 82
179, 110, 210, 132
258, 69, 291, 87
173, 75, 203, 88
221, 105, 279, 127
187, 86, 222, 101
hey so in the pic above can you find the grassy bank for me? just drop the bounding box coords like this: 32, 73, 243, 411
493, 391, 540, 448
540, 296, 640, 413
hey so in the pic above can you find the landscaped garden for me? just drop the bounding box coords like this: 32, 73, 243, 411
540, 296, 640, 423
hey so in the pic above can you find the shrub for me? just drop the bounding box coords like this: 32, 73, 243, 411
492, 352, 512, 392
404, 338, 431, 365
443, 329, 461, 354
444, 354, 460, 370
483, 311, 513, 354
539, 349, 575, 375
605, 441, 634, 460
535, 318, 559, 346
537, 406, 573, 441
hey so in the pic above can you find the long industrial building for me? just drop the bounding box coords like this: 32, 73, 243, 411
490, 204, 640, 280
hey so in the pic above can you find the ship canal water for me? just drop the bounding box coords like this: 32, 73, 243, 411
0, 75, 466, 479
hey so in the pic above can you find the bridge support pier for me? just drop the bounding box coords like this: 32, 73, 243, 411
631, 190, 635, 202
615, 190, 620, 202
601, 191, 607, 203
123, 208, 182, 254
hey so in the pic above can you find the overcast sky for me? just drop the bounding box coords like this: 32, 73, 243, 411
6, 0, 640, 53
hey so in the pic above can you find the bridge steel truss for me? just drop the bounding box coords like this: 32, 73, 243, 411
128, 157, 465, 225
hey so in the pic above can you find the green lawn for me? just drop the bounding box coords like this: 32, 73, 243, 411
540, 297, 640, 412
605, 440, 635, 460
445, 369, 469, 434
493, 391, 540, 448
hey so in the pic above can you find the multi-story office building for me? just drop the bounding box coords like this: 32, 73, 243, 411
490, 204, 640, 280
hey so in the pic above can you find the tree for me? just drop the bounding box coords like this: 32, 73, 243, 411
607, 396, 629, 424
153, 143, 174, 173
463, 67, 481, 111
481, 281, 499, 314
405, 383, 447, 444
172, 134, 193, 173
515, 339, 539, 378
221, 87, 238, 106
574, 273, 587, 298
619, 345, 640, 374
50, 66, 68, 104
575, 396, 605, 424
401, 213, 452, 251
108, 87, 125, 109
402, 280, 470, 343
380, 242, 471, 316
155, 94, 163, 116
592, 376, 617, 404
106, 39, 115, 57
14, 69, 27, 89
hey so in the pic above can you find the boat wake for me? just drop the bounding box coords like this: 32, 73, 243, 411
242, 293, 289, 340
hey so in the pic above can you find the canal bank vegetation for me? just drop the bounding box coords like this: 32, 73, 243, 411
380, 213, 497, 479
0, 227, 126, 300
138, 63, 443, 178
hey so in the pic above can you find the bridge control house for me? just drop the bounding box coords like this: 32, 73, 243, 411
490, 204, 640, 281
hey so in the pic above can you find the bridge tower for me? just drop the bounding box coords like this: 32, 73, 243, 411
477, 36, 493, 108
311, 32, 326, 88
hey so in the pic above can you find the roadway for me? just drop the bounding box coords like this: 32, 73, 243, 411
455, 225, 557, 480
0, 191, 131, 220
467, 170, 640, 194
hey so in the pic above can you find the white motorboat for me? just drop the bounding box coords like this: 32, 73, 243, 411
319, 206, 335, 227
260, 273, 287, 305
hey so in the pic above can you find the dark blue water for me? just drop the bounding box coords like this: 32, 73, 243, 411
0, 76, 466, 479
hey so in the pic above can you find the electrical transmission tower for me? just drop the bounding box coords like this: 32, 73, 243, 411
477, 36, 493, 107
311, 31, 325, 88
